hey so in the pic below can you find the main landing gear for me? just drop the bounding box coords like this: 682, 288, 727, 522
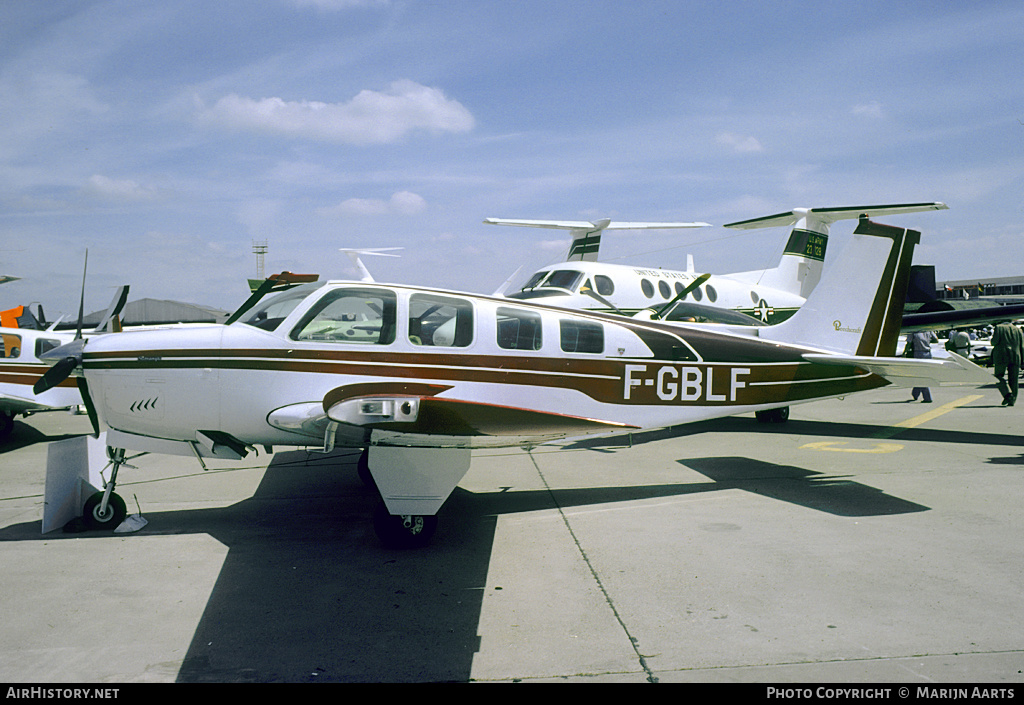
372, 501, 438, 549
357, 447, 460, 550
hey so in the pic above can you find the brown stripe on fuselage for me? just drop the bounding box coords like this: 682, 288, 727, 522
0, 364, 79, 388
82, 345, 885, 407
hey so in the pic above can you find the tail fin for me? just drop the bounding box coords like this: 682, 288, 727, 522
759, 217, 920, 356
724, 202, 946, 299
483, 218, 710, 262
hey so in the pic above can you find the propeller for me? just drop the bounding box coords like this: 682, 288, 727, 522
647, 273, 711, 321
579, 285, 627, 317
31, 250, 107, 437
33, 338, 85, 395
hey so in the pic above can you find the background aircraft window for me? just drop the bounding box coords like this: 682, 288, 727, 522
544, 270, 584, 291
560, 319, 604, 354
705, 284, 718, 302
35, 338, 61, 357
674, 282, 688, 300
1, 333, 21, 359
750, 290, 761, 304
409, 293, 474, 347
496, 307, 542, 350
641, 279, 654, 298
595, 275, 614, 296
658, 280, 671, 299
291, 288, 397, 345
692, 286, 703, 301
241, 282, 325, 331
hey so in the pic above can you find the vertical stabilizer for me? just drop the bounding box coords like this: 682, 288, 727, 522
759, 217, 920, 356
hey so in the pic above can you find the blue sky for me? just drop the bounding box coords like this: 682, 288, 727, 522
2, 0, 1022, 317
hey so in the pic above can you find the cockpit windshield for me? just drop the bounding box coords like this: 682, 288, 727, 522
240, 282, 325, 331
518, 269, 584, 293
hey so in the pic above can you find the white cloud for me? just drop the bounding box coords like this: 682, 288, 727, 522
82, 175, 158, 201
716, 132, 764, 154
318, 190, 427, 217
197, 80, 474, 145
852, 101, 885, 119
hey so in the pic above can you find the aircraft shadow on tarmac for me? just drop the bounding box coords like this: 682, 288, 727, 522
0, 418, 83, 454
567, 412, 1024, 452
0, 433, 938, 683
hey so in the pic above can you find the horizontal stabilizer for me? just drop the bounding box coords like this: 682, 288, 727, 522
724, 202, 947, 230
484, 218, 711, 231
485, 217, 710, 262
803, 352, 992, 388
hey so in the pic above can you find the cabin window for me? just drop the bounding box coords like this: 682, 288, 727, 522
692, 286, 703, 302
595, 275, 614, 296
1, 333, 21, 359
674, 282, 688, 300
705, 284, 718, 303
658, 280, 671, 299
409, 294, 474, 347
497, 307, 542, 350
560, 319, 604, 354
640, 279, 654, 298
291, 287, 397, 345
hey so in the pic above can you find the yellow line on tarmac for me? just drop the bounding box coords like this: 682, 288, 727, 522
800, 394, 984, 453
870, 394, 985, 439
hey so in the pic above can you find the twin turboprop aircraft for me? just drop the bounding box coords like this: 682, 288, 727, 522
487, 202, 949, 323
34, 216, 988, 547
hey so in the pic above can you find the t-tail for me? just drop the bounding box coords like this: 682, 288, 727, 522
759, 216, 919, 357
724, 202, 947, 299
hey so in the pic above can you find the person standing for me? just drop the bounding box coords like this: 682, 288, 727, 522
905, 330, 938, 402
991, 320, 1024, 407
945, 328, 971, 358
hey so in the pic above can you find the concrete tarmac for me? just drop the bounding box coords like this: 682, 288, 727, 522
1, 383, 1023, 683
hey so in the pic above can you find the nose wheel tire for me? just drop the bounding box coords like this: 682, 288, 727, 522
82, 491, 127, 530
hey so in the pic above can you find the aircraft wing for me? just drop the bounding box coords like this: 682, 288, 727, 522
0, 394, 60, 415
901, 302, 1024, 333
802, 352, 993, 388
323, 381, 636, 440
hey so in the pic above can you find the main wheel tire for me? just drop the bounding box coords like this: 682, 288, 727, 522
372, 502, 437, 549
755, 406, 790, 424
356, 449, 377, 489
82, 491, 127, 530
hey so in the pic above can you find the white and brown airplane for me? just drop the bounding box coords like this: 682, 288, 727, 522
35, 217, 988, 546
487, 202, 948, 323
